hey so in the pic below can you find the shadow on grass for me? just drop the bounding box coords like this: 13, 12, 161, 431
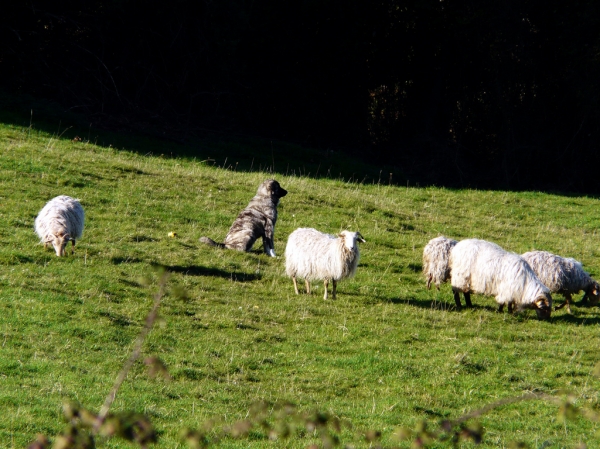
551, 311, 600, 325
111, 257, 145, 264
392, 295, 600, 323
0, 91, 406, 186
6, 92, 600, 196
97, 310, 133, 327
389, 295, 502, 313
165, 264, 261, 282
119, 278, 145, 288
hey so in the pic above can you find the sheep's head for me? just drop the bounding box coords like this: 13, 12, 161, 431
47, 232, 71, 257
339, 231, 366, 250
533, 293, 552, 319
584, 281, 600, 305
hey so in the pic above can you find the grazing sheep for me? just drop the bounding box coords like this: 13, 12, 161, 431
423, 236, 471, 307
285, 228, 365, 300
449, 239, 552, 318
423, 236, 458, 289
35, 195, 84, 257
521, 250, 600, 313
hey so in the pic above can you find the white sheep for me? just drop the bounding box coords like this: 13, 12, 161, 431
34, 195, 85, 257
423, 236, 471, 308
285, 228, 365, 300
521, 250, 600, 313
423, 236, 458, 289
449, 238, 552, 318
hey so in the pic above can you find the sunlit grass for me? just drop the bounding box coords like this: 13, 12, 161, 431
1, 120, 599, 447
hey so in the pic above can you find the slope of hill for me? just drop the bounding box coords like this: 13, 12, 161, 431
1, 119, 600, 447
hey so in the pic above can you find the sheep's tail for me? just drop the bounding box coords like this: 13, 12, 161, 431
199, 237, 226, 249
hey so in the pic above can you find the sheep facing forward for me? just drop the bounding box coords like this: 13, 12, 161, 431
521, 250, 600, 313
285, 228, 365, 300
35, 195, 85, 257
449, 239, 552, 319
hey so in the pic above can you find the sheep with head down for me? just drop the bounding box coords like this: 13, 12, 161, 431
35, 195, 85, 257
285, 228, 365, 300
521, 250, 600, 314
423, 236, 458, 290
449, 238, 552, 319
423, 236, 473, 308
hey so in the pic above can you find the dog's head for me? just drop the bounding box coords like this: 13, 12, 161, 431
258, 179, 287, 199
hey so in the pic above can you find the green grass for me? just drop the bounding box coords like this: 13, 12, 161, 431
1, 119, 600, 448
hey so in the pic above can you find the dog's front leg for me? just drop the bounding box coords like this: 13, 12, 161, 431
263, 222, 276, 257
263, 237, 276, 257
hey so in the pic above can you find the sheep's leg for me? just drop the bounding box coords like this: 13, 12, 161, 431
292, 276, 300, 295
498, 303, 505, 313
305, 280, 311, 294
555, 294, 572, 313
507, 302, 514, 313
452, 288, 463, 309
332, 280, 337, 300
563, 294, 573, 314
464, 292, 473, 308
71, 239, 76, 255
323, 280, 329, 300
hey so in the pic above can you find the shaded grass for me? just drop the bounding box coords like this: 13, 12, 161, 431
0, 120, 600, 447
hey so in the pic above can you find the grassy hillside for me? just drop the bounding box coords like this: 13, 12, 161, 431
1, 120, 600, 448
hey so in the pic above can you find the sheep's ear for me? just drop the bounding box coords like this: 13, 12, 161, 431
356, 232, 366, 243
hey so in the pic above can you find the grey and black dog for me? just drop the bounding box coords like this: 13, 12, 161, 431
200, 179, 288, 257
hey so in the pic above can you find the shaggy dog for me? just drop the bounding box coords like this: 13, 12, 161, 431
200, 179, 287, 257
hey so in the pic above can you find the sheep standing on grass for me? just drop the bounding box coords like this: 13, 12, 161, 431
521, 250, 600, 314
35, 195, 85, 257
423, 236, 458, 289
285, 228, 365, 300
449, 239, 552, 318
423, 236, 471, 307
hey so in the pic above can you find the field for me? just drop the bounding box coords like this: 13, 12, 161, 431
1, 118, 600, 448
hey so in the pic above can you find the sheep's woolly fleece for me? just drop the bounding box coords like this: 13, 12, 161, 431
34, 195, 84, 256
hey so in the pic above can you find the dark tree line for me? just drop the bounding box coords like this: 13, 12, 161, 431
2, 1, 600, 192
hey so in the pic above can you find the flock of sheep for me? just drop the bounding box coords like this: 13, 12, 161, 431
423, 236, 600, 319
34, 190, 600, 319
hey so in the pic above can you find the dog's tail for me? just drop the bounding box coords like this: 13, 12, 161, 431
199, 236, 226, 249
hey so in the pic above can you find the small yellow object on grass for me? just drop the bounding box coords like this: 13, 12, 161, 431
168, 231, 177, 238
